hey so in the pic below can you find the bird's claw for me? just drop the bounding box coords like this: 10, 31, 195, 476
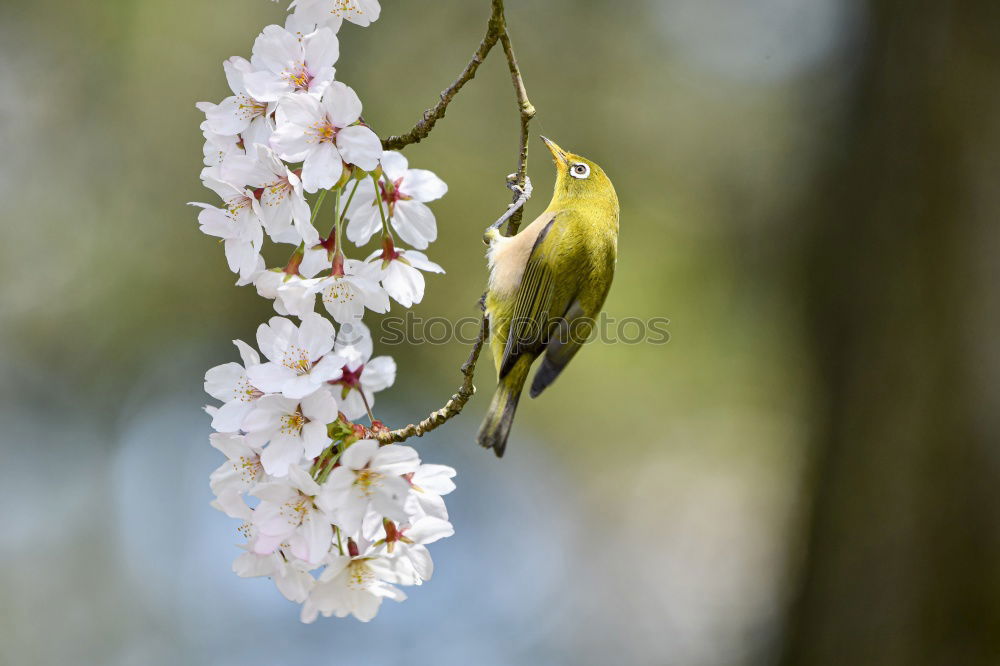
505, 174, 532, 200
484, 174, 532, 241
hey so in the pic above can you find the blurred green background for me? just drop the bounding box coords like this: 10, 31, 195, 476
2, 0, 999, 664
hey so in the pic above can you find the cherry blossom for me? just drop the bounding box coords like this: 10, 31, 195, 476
310, 258, 389, 324
376, 515, 454, 583
202, 57, 273, 142
291, 0, 382, 31
253, 270, 320, 317
234, 549, 316, 603
209, 432, 267, 496
298, 244, 334, 277
366, 241, 445, 308
191, 178, 264, 284
198, 117, 244, 173
247, 313, 345, 399
328, 321, 396, 420
200, 1, 457, 623
204, 339, 265, 432
252, 245, 335, 316
317, 439, 418, 536
252, 466, 333, 564
300, 550, 407, 623
222, 144, 316, 245
244, 24, 339, 102
271, 81, 382, 193
243, 389, 338, 476
212, 487, 254, 524
214, 471, 317, 600
346, 151, 448, 249
405, 463, 457, 522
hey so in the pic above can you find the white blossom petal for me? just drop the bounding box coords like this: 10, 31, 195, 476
400, 168, 448, 202
337, 125, 382, 171
301, 142, 344, 194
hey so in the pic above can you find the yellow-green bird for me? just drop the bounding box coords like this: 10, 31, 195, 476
477, 137, 620, 457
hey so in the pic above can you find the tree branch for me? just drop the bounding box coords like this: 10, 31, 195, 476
496, 12, 535, 236
375, 0, 535, 445
375, 314, 489, 443
380, 8, 503, 150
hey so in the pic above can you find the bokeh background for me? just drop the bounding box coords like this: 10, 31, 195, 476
2, 0, 999, 664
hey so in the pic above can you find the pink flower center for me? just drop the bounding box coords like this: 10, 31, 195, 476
378, 178, 407, 204
284, 63, 313, 92
378, 178, 411, 216
236, 94, 267, 121
337, 364, 365, 389
308, 121, 339, 144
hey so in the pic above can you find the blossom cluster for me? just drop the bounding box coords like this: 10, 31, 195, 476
194, 0, 456, 622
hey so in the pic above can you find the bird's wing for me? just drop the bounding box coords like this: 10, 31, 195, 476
531, 234, 615, 398
498, 217, 559, 378
529, 299, 593, 398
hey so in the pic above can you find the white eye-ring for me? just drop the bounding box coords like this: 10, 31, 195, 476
570, 163, 590, 179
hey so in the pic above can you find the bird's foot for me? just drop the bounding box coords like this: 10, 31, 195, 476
506, 173, 533, 201
505, 173, 519, 193
483, 174, 532, 242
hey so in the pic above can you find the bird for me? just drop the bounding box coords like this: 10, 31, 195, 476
477, 136, 619, 457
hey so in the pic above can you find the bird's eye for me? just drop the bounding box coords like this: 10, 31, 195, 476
570, 163, 590, 179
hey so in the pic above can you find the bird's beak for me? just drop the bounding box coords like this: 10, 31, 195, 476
540, 136, 569, 166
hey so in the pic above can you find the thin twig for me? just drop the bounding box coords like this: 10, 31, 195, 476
380, 8, 504, 150
375, 0, 535, 444
496, 8, 536, 236
376, 315, 489, 443
484, 176, 533, 242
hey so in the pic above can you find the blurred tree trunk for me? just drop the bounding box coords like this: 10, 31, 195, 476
780, 2, 1000, 665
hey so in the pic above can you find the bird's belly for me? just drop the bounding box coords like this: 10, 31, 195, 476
487, 233, 535, 297
486, 210, 558, 297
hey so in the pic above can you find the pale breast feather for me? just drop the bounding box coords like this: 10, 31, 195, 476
487, 210, 559, 296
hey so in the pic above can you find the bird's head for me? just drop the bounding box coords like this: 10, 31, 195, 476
541, 136, 618, 209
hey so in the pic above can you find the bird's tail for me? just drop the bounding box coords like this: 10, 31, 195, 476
477, 355, 532, 457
